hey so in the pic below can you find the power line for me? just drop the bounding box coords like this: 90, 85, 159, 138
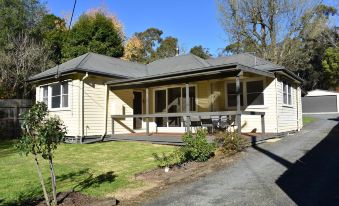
69, 0, 77, 30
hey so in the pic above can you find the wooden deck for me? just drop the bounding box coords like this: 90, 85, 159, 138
79, 131, 281, 145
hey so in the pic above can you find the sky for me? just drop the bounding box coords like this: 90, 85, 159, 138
44, 0, 338, 57
44, 0, 227, 56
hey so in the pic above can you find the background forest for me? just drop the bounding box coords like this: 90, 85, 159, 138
0, 0, 337, 99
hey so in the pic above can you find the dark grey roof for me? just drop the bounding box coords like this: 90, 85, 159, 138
206, 53, 284, 71
29, 52, 301, 82
147, 54, 210, 76
29, 52, 147, 81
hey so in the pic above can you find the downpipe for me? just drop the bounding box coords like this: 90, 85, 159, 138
80, 72, 89, 144
101, 83, 109, 141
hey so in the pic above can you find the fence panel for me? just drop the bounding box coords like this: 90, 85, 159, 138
0, 99, 33, 139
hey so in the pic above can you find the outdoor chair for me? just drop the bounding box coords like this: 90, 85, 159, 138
200, 115, 214, 133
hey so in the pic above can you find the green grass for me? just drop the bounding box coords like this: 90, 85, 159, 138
303, 116, 316, 124
0, 139, 175, 205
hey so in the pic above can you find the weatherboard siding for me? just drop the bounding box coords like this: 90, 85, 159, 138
35, 79, 81, 137
241, 77, 278, 133
276, 79, 299, 132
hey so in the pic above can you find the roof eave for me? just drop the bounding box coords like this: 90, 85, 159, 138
27, 68, 132, 83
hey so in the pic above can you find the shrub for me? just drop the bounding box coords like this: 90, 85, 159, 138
214, 131, 248, 155
152, 152, 180, 168
152, 129, 215, 168
180, 129, 215, 162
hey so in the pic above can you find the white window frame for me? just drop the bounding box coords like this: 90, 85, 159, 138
225, 77, 267, 110
283, 81, 293, 107
39, 81, 71, 111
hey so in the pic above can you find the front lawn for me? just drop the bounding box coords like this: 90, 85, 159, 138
303, 116, 316, 124
0, 140, 175, 205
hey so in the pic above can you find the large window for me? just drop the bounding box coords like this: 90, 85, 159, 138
247, 80, 264, 105
227, 80, 265, 107
154, 86, 196, 127
41, 82, 69, 109
283, 82, 292, 105
227, 82, 243, 107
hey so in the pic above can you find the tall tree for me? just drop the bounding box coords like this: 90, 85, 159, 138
62, 11, 124, 61
190, 45, 211, 59
217, 0, 318, 63
322, 47, 339, 89
135, 28, 163, 63
0, 33, 52, 98
0, 0, 46, 47
217, 0, 338, 90
122, 36, 144, 62
34, 14, 67, 64
153, 36, 178, 60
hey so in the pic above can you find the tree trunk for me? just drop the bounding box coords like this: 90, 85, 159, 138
48, 155, 57, 206
33, 153, 50, 206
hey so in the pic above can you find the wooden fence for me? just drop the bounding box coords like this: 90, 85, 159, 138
0, 99, 33, 139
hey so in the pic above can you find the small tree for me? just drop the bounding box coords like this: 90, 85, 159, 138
16, 102, 66, 206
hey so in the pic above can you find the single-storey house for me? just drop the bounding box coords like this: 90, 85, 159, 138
302, 89, 339, 114
28, 52, 303, 141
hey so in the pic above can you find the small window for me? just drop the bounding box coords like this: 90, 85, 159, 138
227, 82, 243, 107
247, 81, 264, 105
50, 82, 69, 109
283, 82, 292, 105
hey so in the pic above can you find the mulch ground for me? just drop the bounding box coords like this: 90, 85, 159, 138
35, 192, 118, 206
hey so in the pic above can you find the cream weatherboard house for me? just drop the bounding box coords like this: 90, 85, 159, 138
29, 52, 303, 142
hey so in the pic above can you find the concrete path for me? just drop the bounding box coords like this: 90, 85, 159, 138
145, 114, 339, 206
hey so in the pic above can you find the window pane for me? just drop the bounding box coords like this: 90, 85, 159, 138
62, 83, 68, 94
227, 83, 243, 94
283, 93, 287, 104
228, 95, 244, 107
43, 86, 48, 97
167, 87, 181, 127
51, 84, 61, 96
283, 83, 287, 93
155, 90, 166, 113
42, 86, 48, 105
227, 82, 243, 107
51, 96, 61, 108
168, 87, 181, 113
247, 81, 263, 93
62, 95, 68, 107
182, 87, 196, 112
248, 93, 264, 105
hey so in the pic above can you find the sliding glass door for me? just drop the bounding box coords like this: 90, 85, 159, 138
154, 86, 196, 127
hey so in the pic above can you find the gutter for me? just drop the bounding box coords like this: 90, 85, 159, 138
101, 83, 109, 141
80, 72, 89, 143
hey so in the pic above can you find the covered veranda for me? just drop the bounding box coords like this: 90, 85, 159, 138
105, 63, 273, 143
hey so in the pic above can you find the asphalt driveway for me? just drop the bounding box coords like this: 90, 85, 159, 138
145, 114, 339, 206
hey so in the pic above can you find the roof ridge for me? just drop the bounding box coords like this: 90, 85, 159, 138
147, 53, 192, 65
76, 53, 91, 69
243, 53, 284, 68
189, 53, 210, 66
94, 52, 145, 66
